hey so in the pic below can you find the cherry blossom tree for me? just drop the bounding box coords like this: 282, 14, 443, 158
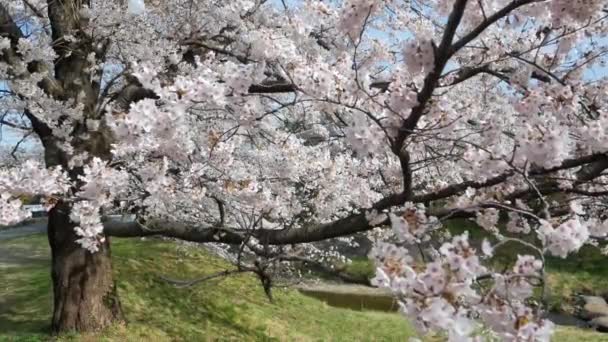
1, 0, 608, 339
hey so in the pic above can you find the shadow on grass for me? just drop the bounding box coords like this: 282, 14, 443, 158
0, 272, 53, 340
0, 236, 53, 340
0, 316, 50, 340
114, 251, 276, 340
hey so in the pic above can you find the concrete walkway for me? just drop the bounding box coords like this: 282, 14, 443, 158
296, 282, 392, 296
0, 219, 49, 269
296, 282, 398, 312
0, 219, 47, 241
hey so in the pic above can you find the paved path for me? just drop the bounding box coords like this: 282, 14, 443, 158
0, 219, 47, 241
0, 220, 49, 269
296, 282, 392, 296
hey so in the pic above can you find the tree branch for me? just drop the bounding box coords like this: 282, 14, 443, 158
413, 153, 608, 203
0, 4, 55, 140
106, 151, 608, 246
450, 0, 542, 53
395, 0, 469, 149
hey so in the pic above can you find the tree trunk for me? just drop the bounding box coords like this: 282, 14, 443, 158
47, 202, 123, 334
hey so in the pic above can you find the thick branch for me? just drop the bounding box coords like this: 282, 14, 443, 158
575, 155, 608, 184
413, 153, 608, 203
394, 0, 469, 149
103, 187, 413, 245
104, 211, 382, 245
247, 80, 390, 94
0, 4, 55, 140
106, 152, 608, 245
450, 0, 541, 53
442, 65, 510, 86
0, 5, 23, 65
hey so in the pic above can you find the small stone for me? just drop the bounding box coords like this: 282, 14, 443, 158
590, 316, 608, 333
582, 296, 608, 307
581, 302, 608, 320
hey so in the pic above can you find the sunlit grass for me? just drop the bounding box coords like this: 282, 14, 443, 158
0, 235, 415, 341
1, 232, 606, 341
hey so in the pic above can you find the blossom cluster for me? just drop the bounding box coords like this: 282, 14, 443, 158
538, 218, 590, 259
70, 201, 105, 252
372, 228, 554, 341
337, 0, 380, 39
403, 38, 435, 77
0, 193, 32, 226
0, 161, 69, 226
389, 203, 438, 244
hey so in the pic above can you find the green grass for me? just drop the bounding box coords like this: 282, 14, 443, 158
343, 257, 375, 281
0, 235, 414, 342
553, 327, 608, 341
444, 218, 608, 315
1, 233, 607, 341
544, 245, 608, 314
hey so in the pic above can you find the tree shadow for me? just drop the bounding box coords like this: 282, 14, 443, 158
0, 293, 52, 337
0, 255, 49, 268
0, 315, 50, 338
0, 244, 53, 338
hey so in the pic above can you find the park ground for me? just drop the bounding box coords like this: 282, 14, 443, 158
1, 231, 607, 341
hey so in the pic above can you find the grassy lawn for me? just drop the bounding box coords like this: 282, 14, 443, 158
1, 233, 607, 341
557, 327, 608, 342
0, 235, 414, 342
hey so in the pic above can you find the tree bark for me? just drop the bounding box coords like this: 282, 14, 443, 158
47, 202, 123, 334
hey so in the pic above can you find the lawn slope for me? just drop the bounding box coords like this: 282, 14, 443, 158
1, 234, 607, 341
0, 235, 413, 341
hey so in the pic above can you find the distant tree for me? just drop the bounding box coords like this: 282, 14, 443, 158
1, 0, 607, 339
